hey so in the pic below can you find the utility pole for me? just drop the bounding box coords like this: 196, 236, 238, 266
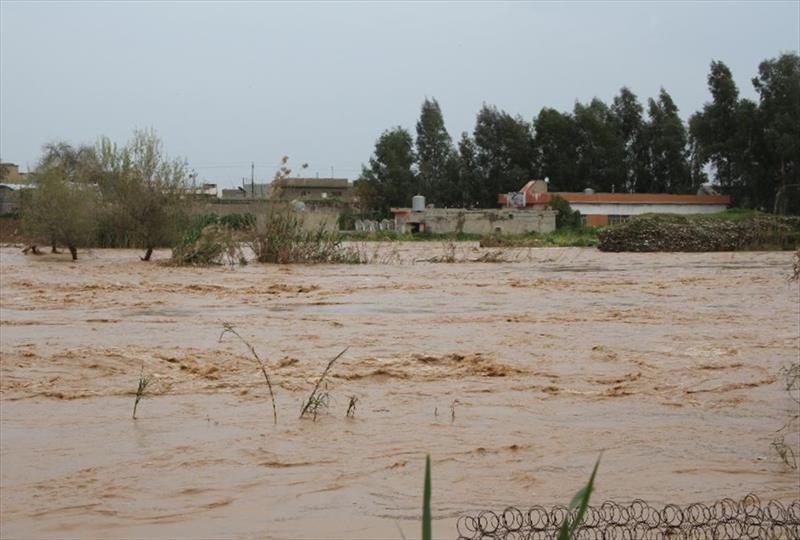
251, 162, 255, 199
330, 166, 334, 178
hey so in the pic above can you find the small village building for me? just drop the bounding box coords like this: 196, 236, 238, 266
221, 183, 271, 200
271, 177, 354, 202
499, 180, 732, 227
0, 183, 29, 214
0, 163, 29, 184
391, 199, 556, 235
220, 177, 354, 202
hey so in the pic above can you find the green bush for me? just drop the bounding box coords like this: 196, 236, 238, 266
549, 195, 582, 229
170, 213, 255, 265
479, 228, 598, 248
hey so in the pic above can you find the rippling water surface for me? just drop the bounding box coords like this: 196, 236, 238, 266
1, 245, 798, 539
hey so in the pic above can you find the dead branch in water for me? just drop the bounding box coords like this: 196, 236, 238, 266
771, 435, 798, 470
300, 347, 349, 420
219, 322, 278, 425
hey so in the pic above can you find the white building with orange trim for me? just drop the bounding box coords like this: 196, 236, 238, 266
498, 180, 731, 227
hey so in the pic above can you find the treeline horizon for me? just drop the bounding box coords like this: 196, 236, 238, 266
356, 52, 799, 216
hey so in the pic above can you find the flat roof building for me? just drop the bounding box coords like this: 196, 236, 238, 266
220, 178, 354, 202
499, 180, 731, 226
0, 163, 29, 184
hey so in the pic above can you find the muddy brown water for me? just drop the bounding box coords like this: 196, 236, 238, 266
1, 245, 798, 539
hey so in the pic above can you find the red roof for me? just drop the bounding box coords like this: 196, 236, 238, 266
499, 187, 731, 207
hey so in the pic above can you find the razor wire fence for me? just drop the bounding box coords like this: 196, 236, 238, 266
457, 494, 800, 539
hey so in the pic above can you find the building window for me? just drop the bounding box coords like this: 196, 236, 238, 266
608, 215, 630, 225
580, 215, 587, 226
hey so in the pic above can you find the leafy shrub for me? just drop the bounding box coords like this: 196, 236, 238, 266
549, 195, 582, 229
170, 213, 254, 265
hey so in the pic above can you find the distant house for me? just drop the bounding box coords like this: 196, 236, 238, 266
220, 177, 354, 203
498, 180, 731, 226
391, 206, 556, 235
271, 177, 353, 202
0, 163, 29, 184
0, 183, 33, 214
221, 183, 270, 200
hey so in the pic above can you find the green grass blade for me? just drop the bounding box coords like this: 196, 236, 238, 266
557, 455, 601, 540
422, 454, 432, 540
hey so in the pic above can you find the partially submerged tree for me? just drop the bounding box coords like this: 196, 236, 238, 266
23, 143, 100, 260
99, 129, 190, 261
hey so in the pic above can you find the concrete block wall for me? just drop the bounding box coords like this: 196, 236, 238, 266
200, 202, 340, 233
417, 208, 556, 234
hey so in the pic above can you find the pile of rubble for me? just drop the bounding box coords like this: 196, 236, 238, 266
598, 214, 800, 252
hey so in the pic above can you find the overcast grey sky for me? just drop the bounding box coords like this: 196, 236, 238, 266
1, 1, 798, 188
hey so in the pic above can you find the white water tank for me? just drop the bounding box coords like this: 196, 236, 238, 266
412, 195, 426, 212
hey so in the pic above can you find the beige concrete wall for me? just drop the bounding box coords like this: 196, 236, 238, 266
199, 202, 340, 233
569, 202, 729, 216
0, 164, 29, 184
408, 208, 556, 234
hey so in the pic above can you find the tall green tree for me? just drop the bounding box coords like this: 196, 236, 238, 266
357, 127, 417, 215
415, 98, 459, 207
572, 98, 626, 192
473, 104, 536, 206
688, 61, 746, 198
751, 52, 800, 214
533, 107, 580, 191
643, 88, 693, 193
456, 132, 485, 208
611, 87, 651, 192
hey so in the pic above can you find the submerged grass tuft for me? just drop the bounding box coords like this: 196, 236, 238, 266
132, 361, 150, 420
557, 456, 601, 540
346, 395, 358, 418
450, 399, 460, 424
219, 322, 278, 425
303, 387, 332, 421
300, 347, 349, 420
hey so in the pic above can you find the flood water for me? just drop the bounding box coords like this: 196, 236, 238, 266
1, 245, 798, 539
